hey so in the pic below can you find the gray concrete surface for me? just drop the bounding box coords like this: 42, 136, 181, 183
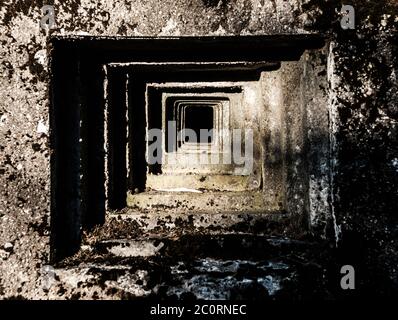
0, 1, 397, 299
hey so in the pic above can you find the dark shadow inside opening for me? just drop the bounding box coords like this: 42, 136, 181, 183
184, 105, 214, 143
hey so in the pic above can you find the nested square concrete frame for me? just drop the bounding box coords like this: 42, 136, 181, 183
49, 35, 328, 261
162, 92, 232, 174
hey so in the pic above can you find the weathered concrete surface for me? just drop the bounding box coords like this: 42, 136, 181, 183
49, 234, 337, 300
127, 191, 283, 212
102, 209, 289, 238
328, 8, 398, 294
0, 0, 397, 298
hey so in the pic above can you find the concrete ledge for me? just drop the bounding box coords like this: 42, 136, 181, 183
106, 208, 289, 238
126, 191, 282, 213
51, 234, 333, 300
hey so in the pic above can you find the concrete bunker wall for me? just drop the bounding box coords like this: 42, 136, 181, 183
0, 0, 397, 298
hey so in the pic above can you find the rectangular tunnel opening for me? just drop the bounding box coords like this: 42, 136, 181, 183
49, 35, 326, 261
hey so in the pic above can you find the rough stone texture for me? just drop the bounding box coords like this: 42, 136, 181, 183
0, 0, 397, 299
48, 235, 338, 300
328, 5, 398, 294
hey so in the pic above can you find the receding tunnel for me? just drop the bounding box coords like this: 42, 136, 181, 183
50, 35, 325, 261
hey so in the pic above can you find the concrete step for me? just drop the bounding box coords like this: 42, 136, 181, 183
102, 209, 289, 239
51, 234, 336, 300
82, 234, 316, 260
126, 190, 282, 212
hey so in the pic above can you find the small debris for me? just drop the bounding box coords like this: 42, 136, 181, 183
4, 242, 13, 252
37, 120, 48, 135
